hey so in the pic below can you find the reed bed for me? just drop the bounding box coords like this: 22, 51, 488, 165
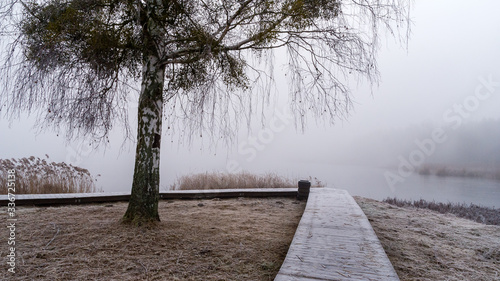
383, 197, 500, 226
170, 172, 296, 190
169, 172, 325, 190
0, 156, 98, 194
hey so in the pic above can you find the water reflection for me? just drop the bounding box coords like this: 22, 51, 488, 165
275, 163, 500, 208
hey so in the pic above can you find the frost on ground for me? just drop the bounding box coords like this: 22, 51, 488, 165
355, 197, 500, 281
0, 197, 305, 281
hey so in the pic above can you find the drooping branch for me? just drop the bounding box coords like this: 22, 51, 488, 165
1, 0, 410, 144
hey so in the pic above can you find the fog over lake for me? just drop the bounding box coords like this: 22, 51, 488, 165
1, 1, 500, 207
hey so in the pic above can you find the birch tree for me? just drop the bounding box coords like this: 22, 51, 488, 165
0, 0, 410, 225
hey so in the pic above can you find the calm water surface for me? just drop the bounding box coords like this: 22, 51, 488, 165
275, 163, 500, 208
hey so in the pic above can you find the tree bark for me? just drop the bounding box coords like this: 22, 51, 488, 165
122, 53, 165, 225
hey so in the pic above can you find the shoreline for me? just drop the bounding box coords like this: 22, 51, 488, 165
355, 196, 500, 280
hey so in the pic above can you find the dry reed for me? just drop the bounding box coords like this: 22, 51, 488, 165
0, 156, 98, 194
170, 172, 325, 190
170, 172, 297, 190
170, 172, 296, 190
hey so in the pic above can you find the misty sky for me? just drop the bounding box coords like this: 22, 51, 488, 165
1, 0, 500, 196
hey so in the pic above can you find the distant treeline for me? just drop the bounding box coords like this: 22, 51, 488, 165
428, 119, 500, 167
332, 119, 500, 172
418, 164, 500, 181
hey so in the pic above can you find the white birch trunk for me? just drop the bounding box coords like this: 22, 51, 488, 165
123, 0, 166, 224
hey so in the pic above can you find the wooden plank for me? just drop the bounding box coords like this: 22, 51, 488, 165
160, 188, 297, 200
0, 188, 298, 206
275, 188, 399, 281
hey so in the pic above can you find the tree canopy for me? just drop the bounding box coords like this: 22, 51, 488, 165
1, 0, 410, 140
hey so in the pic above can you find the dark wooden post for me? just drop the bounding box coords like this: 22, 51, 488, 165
297, 180, 311, 200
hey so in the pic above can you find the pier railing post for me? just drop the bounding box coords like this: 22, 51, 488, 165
297, 180, 311, 200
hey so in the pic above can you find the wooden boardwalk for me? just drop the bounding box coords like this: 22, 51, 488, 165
275, 188, 399, 281
0, 188, 297, 206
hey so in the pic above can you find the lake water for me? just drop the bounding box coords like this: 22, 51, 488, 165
272, 163, 500, 208
103, 157, 500, 209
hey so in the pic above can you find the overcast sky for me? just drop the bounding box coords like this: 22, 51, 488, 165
1, 0, 500, 193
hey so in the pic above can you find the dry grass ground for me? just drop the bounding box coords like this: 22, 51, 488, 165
355, 197, 500, 281
1, 197, 305, 281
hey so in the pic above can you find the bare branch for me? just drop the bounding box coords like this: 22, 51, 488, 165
1, 0, 410, 144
